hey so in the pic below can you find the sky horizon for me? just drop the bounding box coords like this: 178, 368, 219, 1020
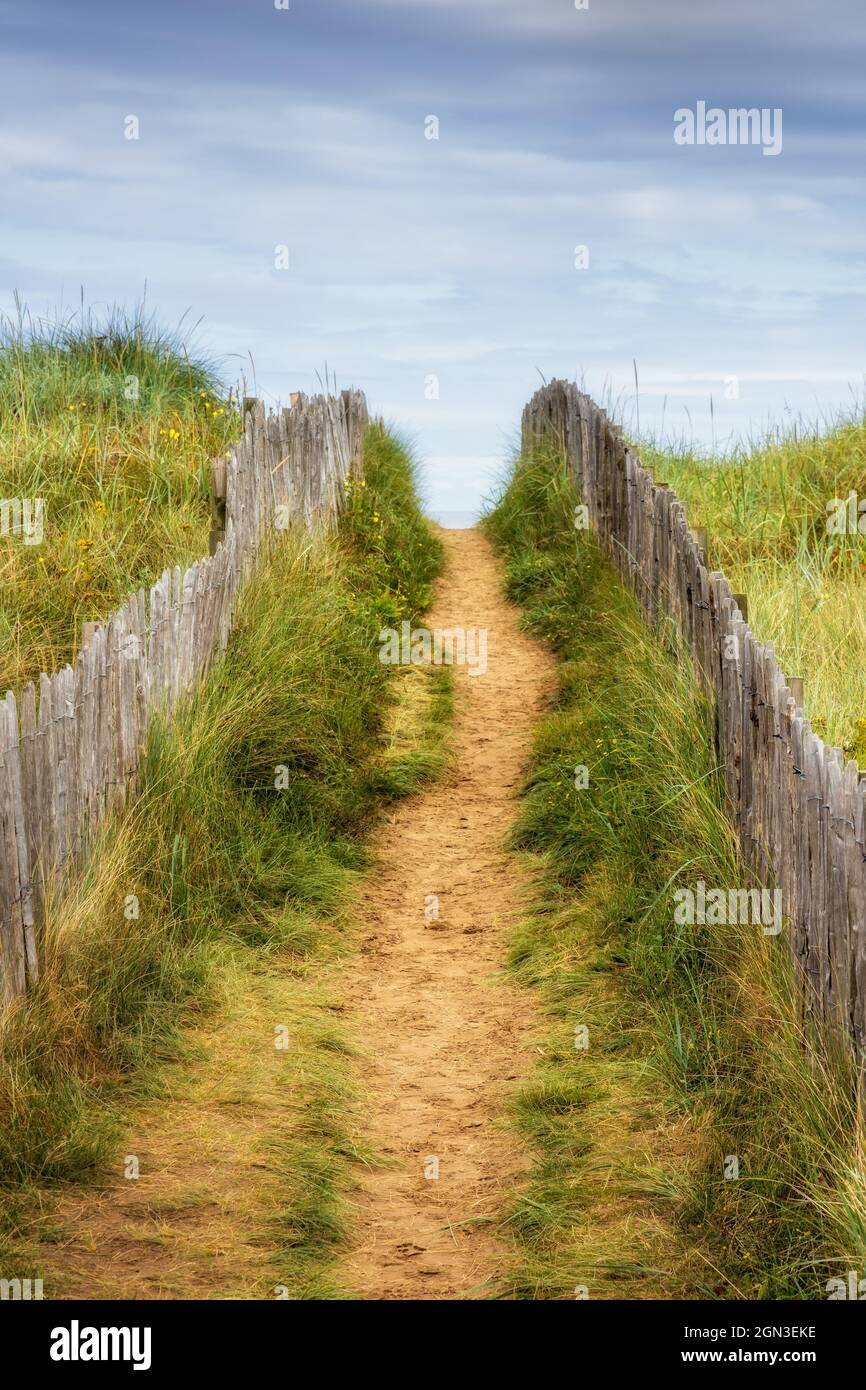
3, 0, 865, 522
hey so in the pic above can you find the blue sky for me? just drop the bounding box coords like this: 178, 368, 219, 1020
2, 0, 865, 520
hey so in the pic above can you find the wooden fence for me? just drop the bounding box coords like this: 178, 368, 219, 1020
523, 380, 866, 1065
0, 389, 368, 1003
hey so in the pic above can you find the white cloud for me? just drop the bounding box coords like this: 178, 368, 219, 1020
2, 0, 866, 515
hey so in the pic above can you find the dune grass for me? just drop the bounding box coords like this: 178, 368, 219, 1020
0, 302, 239, 692
642, 421, 866, 760
484, 445, 866, 1300
0, 422, 449, 1296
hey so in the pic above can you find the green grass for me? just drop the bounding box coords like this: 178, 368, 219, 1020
484, 444, 866, 1300
642, 420, 866, 759
343, 420, 444, 626
0, 301, 239, 691
0, 422, 448, 1296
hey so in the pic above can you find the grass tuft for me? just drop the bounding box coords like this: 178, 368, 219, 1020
642, 422, 866, 757
0, 299, 239, 691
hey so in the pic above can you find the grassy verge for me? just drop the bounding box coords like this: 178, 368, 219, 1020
642, 423, 866, 759
484, 445, 866, 1301
0, 422, 448, 1297
0, 302, 239, 691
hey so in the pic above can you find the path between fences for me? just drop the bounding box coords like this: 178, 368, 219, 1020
7, 379, 864, 1297
25, 527, 555, 1301
342, 527, 555, 1299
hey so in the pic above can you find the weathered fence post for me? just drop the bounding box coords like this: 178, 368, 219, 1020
209, 458, 228, 557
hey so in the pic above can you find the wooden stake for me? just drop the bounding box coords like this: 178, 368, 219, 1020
690, 526, 708, 561
209, 459, 228, 556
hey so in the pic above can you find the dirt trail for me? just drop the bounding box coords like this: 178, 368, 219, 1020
18, 528, 553, 1302
343, 527, 556, 1300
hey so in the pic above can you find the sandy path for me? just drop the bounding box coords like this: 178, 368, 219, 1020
342, 527, 556, 1300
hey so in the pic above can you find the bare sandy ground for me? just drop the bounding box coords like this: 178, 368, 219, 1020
342, 527, 556, 1299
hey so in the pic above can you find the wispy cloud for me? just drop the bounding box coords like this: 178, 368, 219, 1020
1, 0, 864, 511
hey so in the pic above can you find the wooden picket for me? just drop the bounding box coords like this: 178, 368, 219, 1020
0, 389, 367, 1003
523, 379, 866, 1065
